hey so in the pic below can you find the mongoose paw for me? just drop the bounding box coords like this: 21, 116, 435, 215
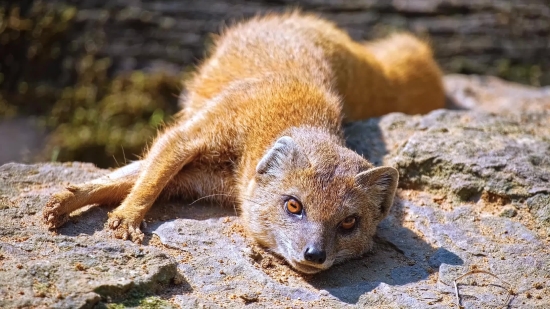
107, 212, 144, 244
43, 190, 74, 229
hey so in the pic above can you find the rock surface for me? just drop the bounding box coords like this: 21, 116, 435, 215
0, 163, 177, 309
1, 75, 549, 308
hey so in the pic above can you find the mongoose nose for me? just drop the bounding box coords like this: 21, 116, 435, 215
304, 247, 326, 264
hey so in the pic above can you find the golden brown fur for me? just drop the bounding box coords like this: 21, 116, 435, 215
44, 12, 444, 274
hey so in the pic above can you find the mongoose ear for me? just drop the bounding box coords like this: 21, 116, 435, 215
354, 166, 399, 220
256, 136, 310, 176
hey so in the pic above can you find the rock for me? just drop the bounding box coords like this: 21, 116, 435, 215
1, 75, 549, 308
392, 111, 550, 200
349, 110, 550, 232
526, 194, 550, 235
346, 75, 550, 233
0, 163, 178, 309
445, 74, 550, 113
499, 206, 518, 218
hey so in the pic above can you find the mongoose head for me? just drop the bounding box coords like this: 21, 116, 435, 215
241, 130, 398, 274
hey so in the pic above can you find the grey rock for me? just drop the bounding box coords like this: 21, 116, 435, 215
499, 205, 518, 218
0, 163, 177, 309
445, 74, 550, 113
393, 110, 550, 199
410, 199, 550, 308
348, 109, 550, 231
428, 247, 464, 268
526, 194, 550, 236
346, 76, 550, 231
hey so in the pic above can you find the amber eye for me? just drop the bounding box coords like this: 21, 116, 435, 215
285, 198, 303, 215
340, 216, 357, 230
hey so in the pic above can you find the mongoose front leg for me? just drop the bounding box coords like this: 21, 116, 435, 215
107, 126, 205, 243
44, 161, 142, 229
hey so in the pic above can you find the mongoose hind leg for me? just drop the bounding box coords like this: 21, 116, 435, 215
43, 161, 142, 229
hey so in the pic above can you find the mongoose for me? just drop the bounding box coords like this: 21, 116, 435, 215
43, 12, 445, 274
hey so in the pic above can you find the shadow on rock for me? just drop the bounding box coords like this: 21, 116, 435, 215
308, 199, 463, 304
445, 93, 469, 110
344, 118, 387, 166
55, 205, 114, 237
53, 197, 235, 239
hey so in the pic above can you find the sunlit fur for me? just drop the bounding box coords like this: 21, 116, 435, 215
44, 12, 443, 273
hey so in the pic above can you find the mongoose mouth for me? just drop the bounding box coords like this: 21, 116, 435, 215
290, 260, 328, 274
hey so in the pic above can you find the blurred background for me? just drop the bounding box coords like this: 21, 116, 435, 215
1, 0, 549, 168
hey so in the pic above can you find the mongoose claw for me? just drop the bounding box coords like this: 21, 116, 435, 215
43, 199, 70, 229
107, 213, 144, 244
110, 219, 120, 229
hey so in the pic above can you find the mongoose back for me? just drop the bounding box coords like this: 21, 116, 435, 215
44, 12, 445, 274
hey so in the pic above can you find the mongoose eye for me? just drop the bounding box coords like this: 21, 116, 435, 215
285, 198, 303, 215
340, 216, 357, 231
